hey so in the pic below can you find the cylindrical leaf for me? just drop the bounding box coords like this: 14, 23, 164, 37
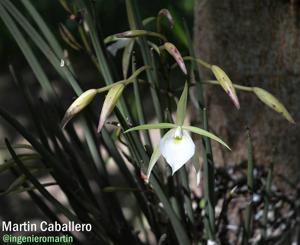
61, 89, 97, 128
211, 65, 240, 109
253, 87, 295, 123
97, 84, 125, 132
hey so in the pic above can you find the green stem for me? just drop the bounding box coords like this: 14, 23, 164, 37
183, 56, 212, 69
202, 108, 216, 241
132, 56, 152, 147
125, 0, 164, 126
203, 80, 253, 92
262, 161, 274, 240
104, 30, 167, 44
243, 128, 254, 244
96, 65, 150, 93
183, 19, 215, 242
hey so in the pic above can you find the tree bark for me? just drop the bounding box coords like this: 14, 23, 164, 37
194, 0, 300, 185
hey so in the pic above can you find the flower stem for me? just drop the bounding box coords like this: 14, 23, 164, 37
203, 80, 253, 92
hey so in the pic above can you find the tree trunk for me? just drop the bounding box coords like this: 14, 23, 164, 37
194, 0, 300, 185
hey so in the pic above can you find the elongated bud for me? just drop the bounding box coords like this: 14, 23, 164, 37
97, 84, 125, 132
164, 42, 187, 75
211, 65, 240, 109
158, 9, 174, 29
60, 89, 97, 129
253, 87, 295, 123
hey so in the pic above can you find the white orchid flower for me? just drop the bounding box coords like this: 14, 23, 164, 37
125, 123, 230, 182
160, 127, 195, 175
124, 82, 231, 183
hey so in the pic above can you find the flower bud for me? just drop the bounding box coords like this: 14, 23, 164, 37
61, 89, 97, 128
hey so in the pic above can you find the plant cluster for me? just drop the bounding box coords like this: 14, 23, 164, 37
0, 0, 295, 244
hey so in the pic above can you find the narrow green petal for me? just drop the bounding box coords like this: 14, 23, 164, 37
146, 144, 161, 182
176, 82, 188, 126
182, 125, 231, 150
124, 123, 176, 133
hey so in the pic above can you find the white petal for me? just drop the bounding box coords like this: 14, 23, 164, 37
160, 128, 195, 175
107, 39, 130, 56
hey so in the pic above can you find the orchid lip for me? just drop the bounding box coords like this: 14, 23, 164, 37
160, 128, 195, 175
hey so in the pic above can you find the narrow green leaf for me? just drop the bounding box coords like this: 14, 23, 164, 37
4, 168, 51, 195
146, 144, 161, 182
20, 0, 64, 58
0, 154, 41, 173
122, 40, 135, 78
164, 42, 187, 74
125, 2, 191, 243
182, 125, 231, 150
0, 3, 53, 95
2, 0, 82, 95
97, 84, 125, 132
176, 82, 188, 126
142, 16, 156, 26
102, 186, 140, 192
147, 41, 160, 55
61, 89, 98, 128
211, 65, 240, 109
125, 0, 164, 125
58, 0, 72, 13
132, 57, 152, 146
243, 128, 254, 243
253, 87, 295, 123
3, 182, 57, 196
124, 123, 176, 133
